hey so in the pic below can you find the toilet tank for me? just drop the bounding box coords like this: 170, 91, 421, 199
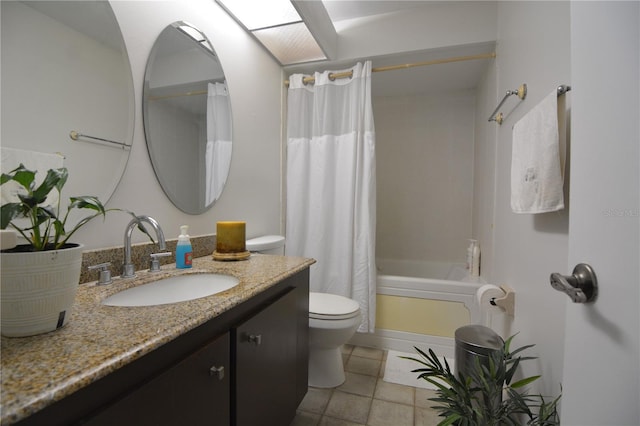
246, 235, 285, 255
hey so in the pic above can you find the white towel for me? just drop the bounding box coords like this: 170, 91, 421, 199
511, 90, 564, 213
1, 147, 64, 207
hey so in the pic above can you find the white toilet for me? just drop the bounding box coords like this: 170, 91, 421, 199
307, 292, 361, 388
245, 235, 286, 254
246, 236, 362, 388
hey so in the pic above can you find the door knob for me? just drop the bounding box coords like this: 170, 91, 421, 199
550, 263, 598, 303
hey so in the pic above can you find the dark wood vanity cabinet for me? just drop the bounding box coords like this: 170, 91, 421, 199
15, 268, 309, 426
234, 288, 300, 426
86, 332, 231, 426
233, 282, 309, 426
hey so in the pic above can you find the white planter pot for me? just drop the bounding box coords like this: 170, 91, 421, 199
1, 243, 83, 337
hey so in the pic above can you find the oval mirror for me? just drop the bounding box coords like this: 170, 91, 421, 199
143, 22, 232, 214
1, 1, 134, 203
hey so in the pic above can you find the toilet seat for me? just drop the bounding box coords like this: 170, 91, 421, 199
309, 292, 360, 320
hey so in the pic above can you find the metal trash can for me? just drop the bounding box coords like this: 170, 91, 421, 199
454, 325, 504, 379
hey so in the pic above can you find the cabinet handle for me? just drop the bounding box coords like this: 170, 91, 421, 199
248, 334, 262, 345
209, 365, 225, 380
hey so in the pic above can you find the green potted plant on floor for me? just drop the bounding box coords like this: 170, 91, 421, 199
1, 164, 131, 337
405, 334, 561, 426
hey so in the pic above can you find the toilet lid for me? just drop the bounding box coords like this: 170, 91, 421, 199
309, 292, 360, 320
246, 235, 285, 252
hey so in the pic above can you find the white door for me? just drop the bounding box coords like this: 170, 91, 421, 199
561, 2, 639, 425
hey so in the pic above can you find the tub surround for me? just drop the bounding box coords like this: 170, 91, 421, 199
1, 253, 315, 425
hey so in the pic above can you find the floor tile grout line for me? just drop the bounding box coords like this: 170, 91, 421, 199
293, 345, 441, 426
365, 371, 382, 425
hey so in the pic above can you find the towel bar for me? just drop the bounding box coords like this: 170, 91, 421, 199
69, 130, 130, 150
488, 84, 527, 125
488, 84, 572, 125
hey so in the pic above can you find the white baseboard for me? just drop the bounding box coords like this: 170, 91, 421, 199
349, 328, 456, 359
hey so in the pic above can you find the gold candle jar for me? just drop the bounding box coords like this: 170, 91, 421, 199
213, 221, 250, 261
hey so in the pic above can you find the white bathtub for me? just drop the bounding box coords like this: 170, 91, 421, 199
377, 259, 470, 281
350, 259, 484, 357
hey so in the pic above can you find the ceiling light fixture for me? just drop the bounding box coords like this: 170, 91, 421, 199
216, 0, 328, 65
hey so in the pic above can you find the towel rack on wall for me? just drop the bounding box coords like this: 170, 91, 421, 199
556, 84, 571, 96
69, 130, 131, 150
488, 84, 527, 125
488, 84, 572, 125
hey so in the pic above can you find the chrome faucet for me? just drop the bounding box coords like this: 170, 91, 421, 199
122, 215, 167, 278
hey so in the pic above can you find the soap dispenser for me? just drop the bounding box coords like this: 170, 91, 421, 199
471, 243, 481, 278
176, 225, 193, 269
466, 239, 477, 271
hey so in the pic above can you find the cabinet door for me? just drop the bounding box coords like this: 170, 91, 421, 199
234, 289, 298, 426
86, 332, 230, 426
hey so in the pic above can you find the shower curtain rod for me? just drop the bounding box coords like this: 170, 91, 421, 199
148, 79, 227, 101
148, 90, 207, 101
284, 52, 496, 86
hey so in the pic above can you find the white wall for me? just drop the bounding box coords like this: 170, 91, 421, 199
474, 1, 571, 396
375, 90, 476, 263
334, 1, 497, 60
72, 0, 284, 250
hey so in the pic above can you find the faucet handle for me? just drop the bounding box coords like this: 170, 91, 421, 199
88, 262, 112, 285
149, 251, 172, 272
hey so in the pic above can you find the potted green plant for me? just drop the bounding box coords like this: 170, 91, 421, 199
405, 335, 561, 426
1, 164, 114, 337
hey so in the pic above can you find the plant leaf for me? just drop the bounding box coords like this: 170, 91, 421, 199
52, 219, 65, 241
40, 205, 58, 220
53, 167, 68, 193
438, 414, 462, 426
505, 357, 520, 385
503, 333, 518, 354
508, 343, 536, 358
1, 203, 23, 229
511, 375, 541, 389
69, 196, 105, 214
1, 164, 35, 189
31, 168, 65, 204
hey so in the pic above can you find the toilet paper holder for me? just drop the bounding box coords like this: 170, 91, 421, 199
489, 285, 515, 316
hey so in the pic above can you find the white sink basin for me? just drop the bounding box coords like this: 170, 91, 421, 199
102, 274, 239, 307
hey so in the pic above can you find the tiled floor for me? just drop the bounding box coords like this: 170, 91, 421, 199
290, 345, 442, 426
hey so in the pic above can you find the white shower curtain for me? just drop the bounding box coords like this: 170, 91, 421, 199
205, 82, 232, 206
285, 62, 377, 333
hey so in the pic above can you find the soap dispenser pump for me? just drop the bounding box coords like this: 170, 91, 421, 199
176, 225, 193, 269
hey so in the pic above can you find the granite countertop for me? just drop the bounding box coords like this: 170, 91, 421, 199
0, 254, 315, 425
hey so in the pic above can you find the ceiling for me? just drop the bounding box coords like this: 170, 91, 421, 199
29, 0, 495, 98
322, 0, 437, 22
285, 1, 496, 97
